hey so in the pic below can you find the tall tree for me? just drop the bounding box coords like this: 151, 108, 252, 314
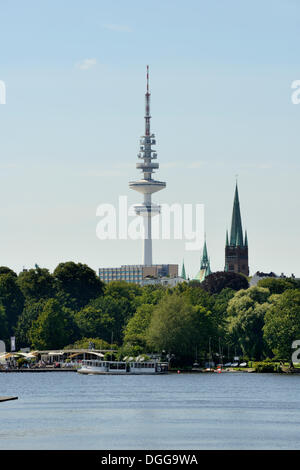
123, 304, 155, 348
201, 271, 249, 294
75, 294, 135, 344
15, 299, 47, 348
134, 284, 165, 308
29, 298, 78, 350
0, 267, 17, 277
17, 267, 56, 301
146, 294, 214, 362
211, 288, 235, 333
53, 262, 104, 310
0, 273, 25, 335
257, 277, 298, 295
263, 289, 300, 361
226, 286, 271, 360
0, 304, 8, 343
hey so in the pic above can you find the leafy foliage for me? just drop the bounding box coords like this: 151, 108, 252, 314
263, 289, 300, 361
257, 277, 298, 295
0, 266, 17, 277
226, 287, 271, 359
201, 271, 249, 294
53, 262, 104, 310
17, 267, 56, 301
64, 337, 113, 350
123, 304, 155, 347
146, 293, 214, 363
15, 299, 48, 348
29, 299, 78, 350
0, 273, 25, 335
0, 303, 8, 342
1, 260, 299, 366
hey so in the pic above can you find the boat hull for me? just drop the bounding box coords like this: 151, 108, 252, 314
77, 369, 165, 375
77, 360, 168, 375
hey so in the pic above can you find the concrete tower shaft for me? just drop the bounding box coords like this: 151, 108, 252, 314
129, 66, 166, 265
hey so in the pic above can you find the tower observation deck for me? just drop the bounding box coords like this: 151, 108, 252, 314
129, 66, 166, 265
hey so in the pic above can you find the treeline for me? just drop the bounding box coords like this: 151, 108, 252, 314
0, 263, 300, 365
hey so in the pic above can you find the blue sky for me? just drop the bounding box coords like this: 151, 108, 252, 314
0, 0, 300, 277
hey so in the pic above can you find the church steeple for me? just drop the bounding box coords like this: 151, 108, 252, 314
181, 260, 186, 280
194, 239, 211, 282
226, 230, 229, 247
201, 239, 209, 268
225, 182, 249, 276
230, 183, 244, 247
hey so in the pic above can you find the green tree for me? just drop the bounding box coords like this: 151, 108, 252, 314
64, 337, 113, 350
181, 285, 213, 309
75, 294, 134, 344
263, 289, 300, 361
53, 262, 104, 310
146, 294, 214, 363
29, 298, 78, 349
0, 267, 17, 277
211, 288, 235, 334
15, 299, 47, 348
226, 286, 271, 360
0, 273, 25, 335
0, 303, 8, 342
257, 277, 297, 295
105, 281, 142, 307
17, 267, 56, 301
134, 284, 166, 308
123, 303, 155, 348
201, 271, 249, 294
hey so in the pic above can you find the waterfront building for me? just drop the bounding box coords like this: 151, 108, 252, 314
99, 264, 178, 285
225, 183, 249, 276
249, 271, 299, 286
141, 275, 185, 287
250, 271, 277, 286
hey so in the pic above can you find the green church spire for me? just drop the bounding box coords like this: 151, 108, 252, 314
201, 239, 209, 267
226, 230, 229, 246
230, 182, 244, 247
181, 260, 186, 280
193, 240, 212, 282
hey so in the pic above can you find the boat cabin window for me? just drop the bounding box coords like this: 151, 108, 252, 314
109, 362, 126, 370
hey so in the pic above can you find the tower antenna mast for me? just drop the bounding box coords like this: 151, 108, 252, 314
129, 66, 166, 265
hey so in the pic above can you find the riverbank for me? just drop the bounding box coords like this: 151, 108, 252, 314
1, 363, 299, 374
1, 367, 297, 374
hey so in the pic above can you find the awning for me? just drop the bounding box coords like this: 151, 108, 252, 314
88, 352, 104, 358
48, 352, 65, 356
68, 352, 83, 359
1, 353, 22, 359
68, 351, 104, 359
23, 353, 37, 359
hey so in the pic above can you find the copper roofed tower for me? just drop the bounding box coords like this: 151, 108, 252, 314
129, 66, 166, 265
225, 182, 249, 276
194, 239, 212, 282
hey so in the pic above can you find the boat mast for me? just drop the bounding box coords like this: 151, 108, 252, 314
209, 337, 212, 367
219, 338, 223, 368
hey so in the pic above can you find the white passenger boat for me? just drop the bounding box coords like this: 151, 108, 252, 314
77, 359, 168, 375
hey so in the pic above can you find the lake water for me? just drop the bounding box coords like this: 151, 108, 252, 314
0, 371, 300, 450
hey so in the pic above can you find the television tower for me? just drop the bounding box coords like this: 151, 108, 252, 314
129, 66, 166, 265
